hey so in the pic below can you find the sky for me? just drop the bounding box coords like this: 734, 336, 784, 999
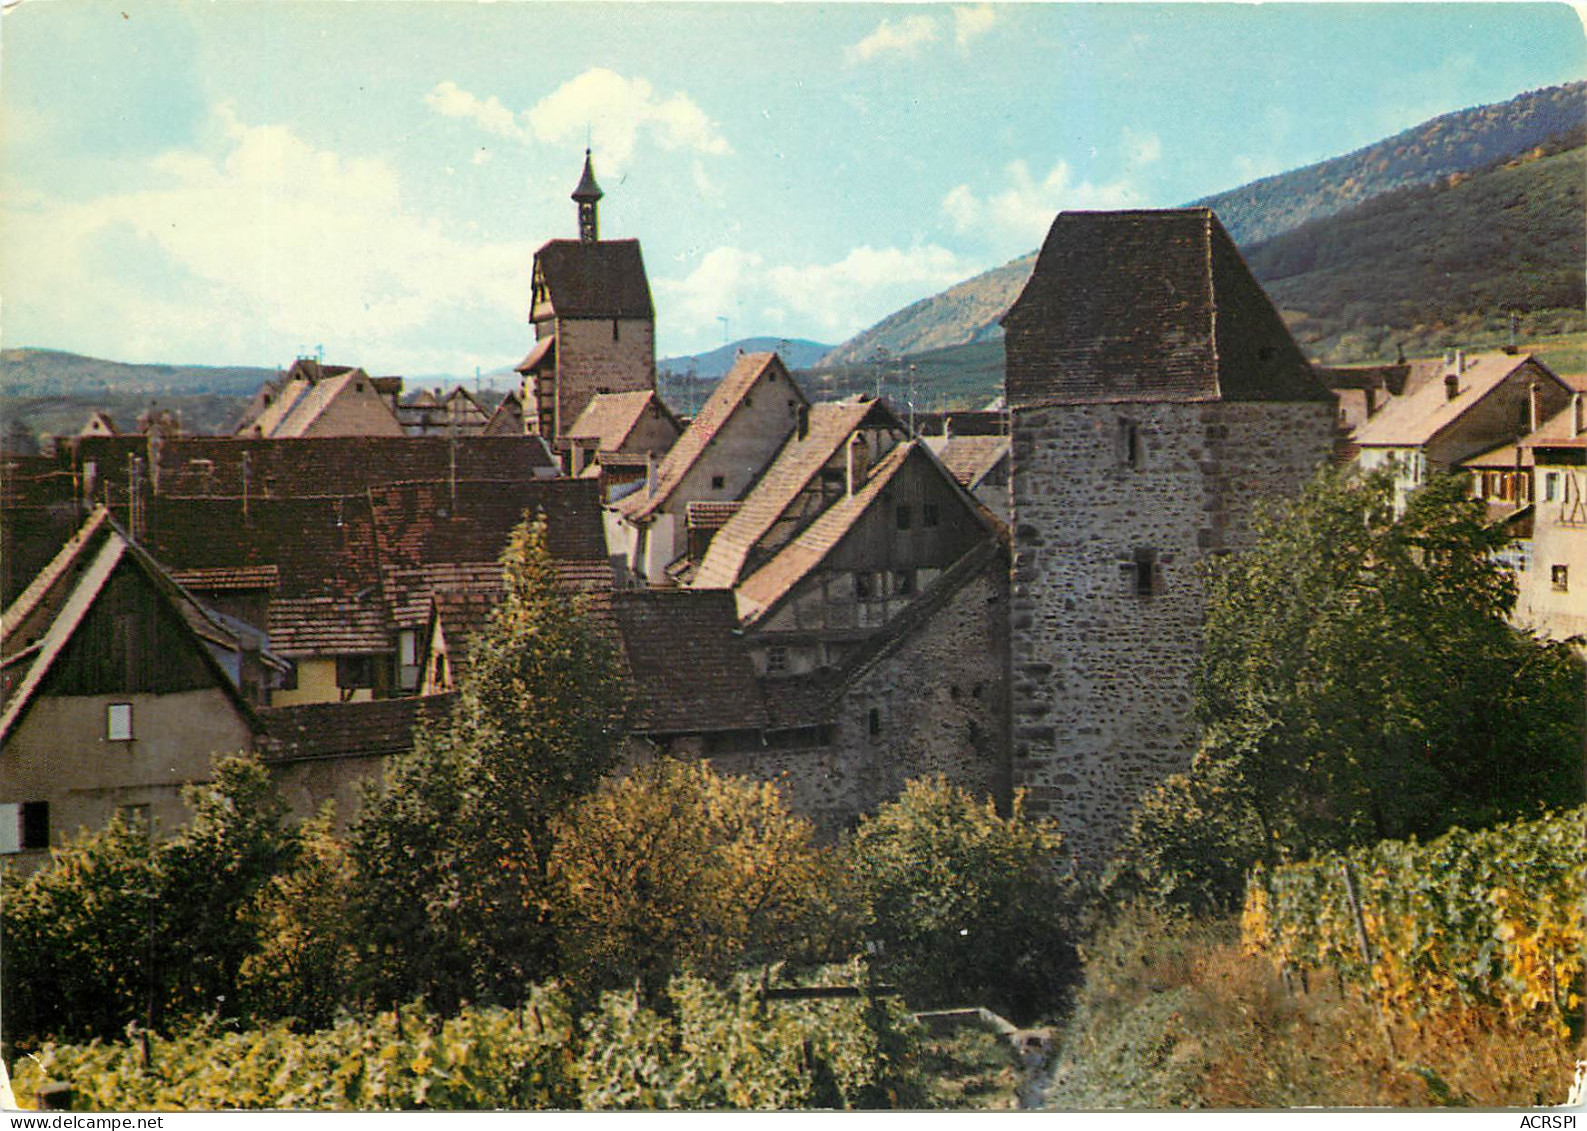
1, 2, 1583, 377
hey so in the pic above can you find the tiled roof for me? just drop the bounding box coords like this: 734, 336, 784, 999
515, 336, 556, 374
1003, 208, 1331, 407
1354, 354, 1566, 448
168, 565, 281, 591
622, 352, 805, 521
257, 694, 455, 763
931, 435, 1009, 490
686, 500, 741, 531
692, 396, 898, 590
151, 435, 556, 497
1525, 401, 1587, 452
482, 392, 524, 436
610, 588, 768, 734
534, 239, 653, 320
735, 441, 916, 623
567, 390, 665, 450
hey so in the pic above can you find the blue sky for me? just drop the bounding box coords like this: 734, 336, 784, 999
2, 2, 1582, 375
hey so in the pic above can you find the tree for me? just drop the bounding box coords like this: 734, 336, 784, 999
1, 814, 160, 1047
848, 777, 1080, 1023
1113, 468, 1584, 912
159, 753, 300, 1024
549, 758, 848, 998
348, 513, 629, 1006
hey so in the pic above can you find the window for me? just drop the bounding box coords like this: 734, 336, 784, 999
711, 474, 726, 490
612, 319, 621, 341
397, 630, 420, 692
355, 382, 365, 393
0, 802, 49, 853
1551, 564, 1569, 592
107, 702, 133, 741
855, 572, 873, 599
766, 646, 788, 675
277, 661, 299, 692
923, 503, 940, 528
336, 655, 377, 690
1126, 548, 1157, 596
868, 707, 882, 737
893, 570, 916, 596
1546, 472, 1561, 502
1118, 419, 1142, 468
896, 505, 913, 531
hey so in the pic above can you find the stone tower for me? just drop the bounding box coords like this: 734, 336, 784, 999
517, 151, 656, 444
1001, 208, 1336, 870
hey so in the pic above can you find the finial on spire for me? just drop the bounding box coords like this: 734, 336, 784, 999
573, 149, 603, 242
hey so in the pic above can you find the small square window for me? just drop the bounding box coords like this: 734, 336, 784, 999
855, 572, 873, 599
1551, 564, 1569, 592
711, 475, 726, 490
766, 646, 788, 674
107, 703, 134, 741
896, 505, 913, 531
923, 504, 940, 527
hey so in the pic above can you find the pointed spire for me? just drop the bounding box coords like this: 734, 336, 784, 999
573, 149, 602, 242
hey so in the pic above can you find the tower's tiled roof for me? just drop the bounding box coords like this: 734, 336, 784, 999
534, 239, 653, 320
1003, 208, 1331, 406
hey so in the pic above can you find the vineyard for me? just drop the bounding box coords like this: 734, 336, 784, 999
1242, 805, 1586, 1035
8, 965, 925, 1111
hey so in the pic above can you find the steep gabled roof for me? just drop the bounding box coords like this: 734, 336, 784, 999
0, 511, 261, 745
692, 396, 900, 590
566, 390, 677, 451
734, 440, 991, 625
931, 435, 1010, 491
1003, 208, 1331, 406
1354, 354, 1567, 448
622, 352, 806, 521
533, 239, 653, 320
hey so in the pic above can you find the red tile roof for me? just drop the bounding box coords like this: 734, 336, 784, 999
610, 588, 768, 734
1003, 209, 1331, 407
932, 435, 1009, 490
566, 389, 670, 451
1355, 354, 1568, 448
534, 239, 654, 320
693, 396, 900, 590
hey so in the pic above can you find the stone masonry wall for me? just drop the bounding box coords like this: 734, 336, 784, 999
556, 317, 655, 438
707, 560, 1009, 837
1009, 400, 1333, 869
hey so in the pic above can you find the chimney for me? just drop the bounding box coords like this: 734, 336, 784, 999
1444, 372, 1460, 401
645, 449, 657, 497
1574, 393, 1584, 439
847, 433, 870, 496
82, 460, 97, 513
1529, 381, 1543, 435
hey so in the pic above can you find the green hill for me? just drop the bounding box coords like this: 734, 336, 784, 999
0, 348, 278, 398
821, 81, 1586, 368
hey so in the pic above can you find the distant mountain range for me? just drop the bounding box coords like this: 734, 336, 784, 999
0, 348, 279, 398
820, 80, 1587, 368
661, 338, 834, 379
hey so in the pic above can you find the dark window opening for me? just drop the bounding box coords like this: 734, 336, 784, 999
868, 708, 882, 736
896, 505, 913, 531
1552, 564, 1569, 592
711, 474, 726, 490
1119, 419, 1142, 469
1131, 547, 1158, 596
923, 503, 940, 527
894, 570, 915, 596
855, 572, 873, 599
278, 661, 299, 692
612, 319, 621, 341
766, 646, 788, 674
20, 801, 49, 850
336, 655, 377, 690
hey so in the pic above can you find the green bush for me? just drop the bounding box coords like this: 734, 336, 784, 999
849, 777, 1081, 1023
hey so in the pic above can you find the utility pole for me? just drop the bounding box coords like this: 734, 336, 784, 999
717, 315, 730, 347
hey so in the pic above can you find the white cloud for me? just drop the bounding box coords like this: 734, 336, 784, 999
425, 80, 530, 143
524, 67, 729, 170
1, 102, 531, 372
765, 245, 966, 336
845, 15, 939, 63
942, 159, 1141, 251
952, 5, 997, 48
1122, 127, 1162, 167
654, 247, 765, 340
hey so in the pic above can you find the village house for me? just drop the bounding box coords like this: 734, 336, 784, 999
1353, 350, 1574, 508
235, 358, 406, 439
397, 386, 491, 436
1002, 207, 1337, 870
0, 509, 287, 871
616, 352, 809, 583
517, 151, 657, 449
564, 388, 683, 491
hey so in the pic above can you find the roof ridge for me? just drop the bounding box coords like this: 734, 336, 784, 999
2, 506, 111, 643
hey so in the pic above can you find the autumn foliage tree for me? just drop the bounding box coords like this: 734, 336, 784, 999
549, 758, 849, 999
